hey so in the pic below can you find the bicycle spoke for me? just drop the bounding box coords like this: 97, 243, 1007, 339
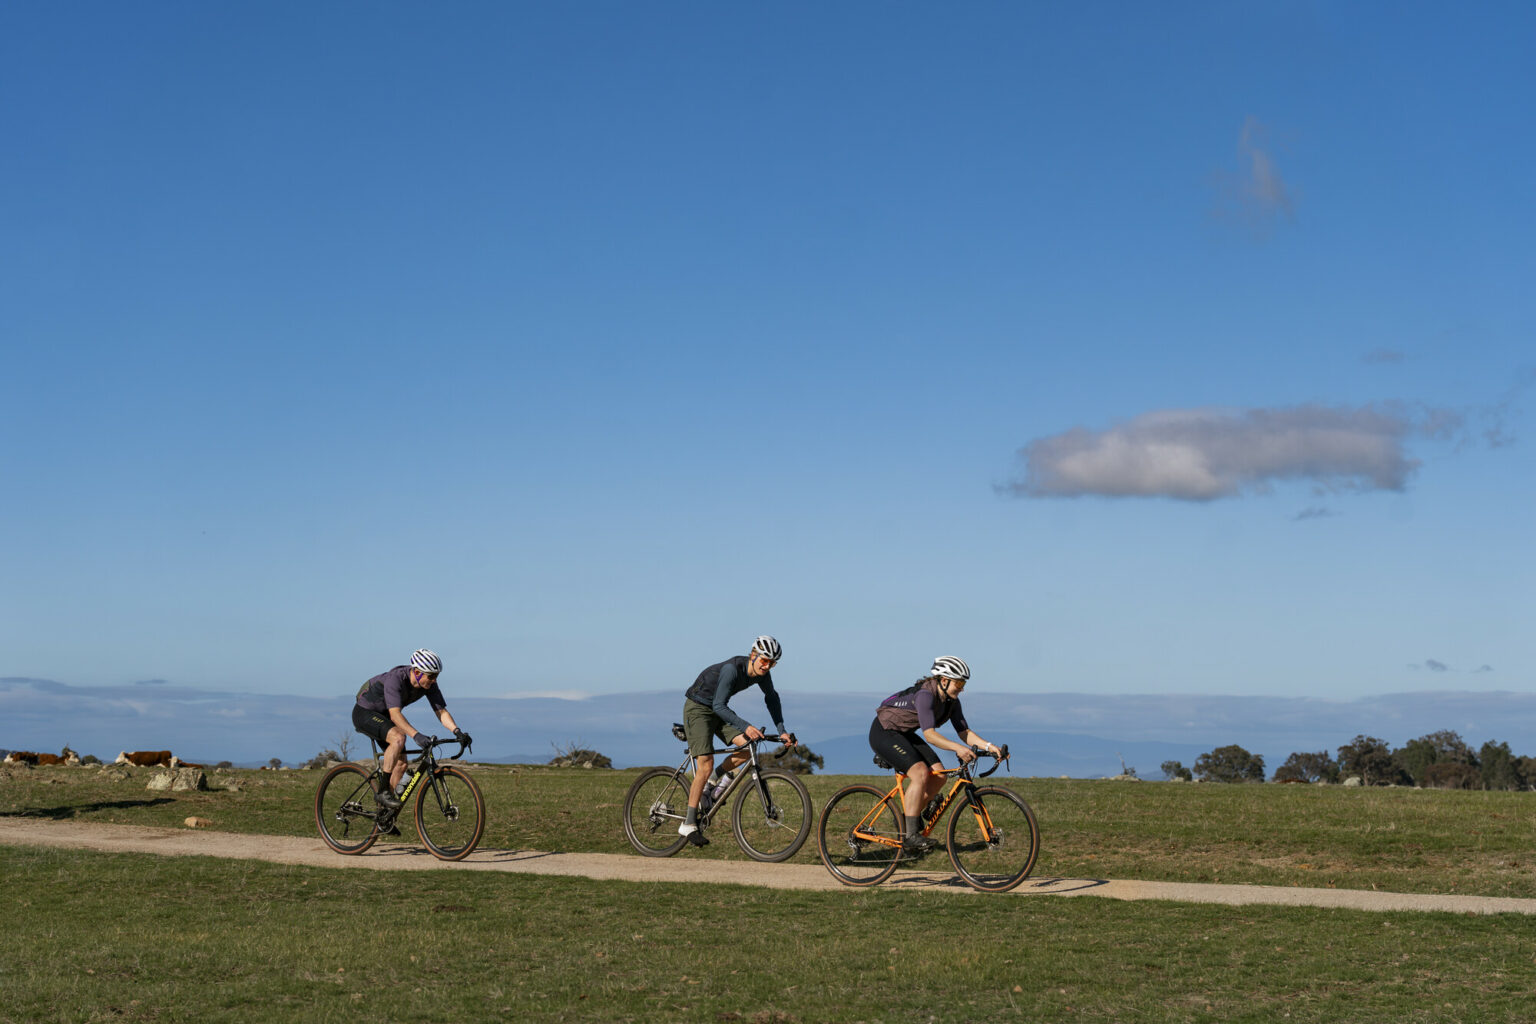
315, 763, 382, 855
622, 768, 692, 857
416, 765, 485, 861
946, 786, 1040, 892
816, 784, 902, 886
731, 770, 811, 862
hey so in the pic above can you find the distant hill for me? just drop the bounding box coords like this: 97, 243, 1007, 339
6, 676, 1536, 777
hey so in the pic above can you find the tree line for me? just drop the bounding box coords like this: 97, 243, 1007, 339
1159, 730, 1536, 788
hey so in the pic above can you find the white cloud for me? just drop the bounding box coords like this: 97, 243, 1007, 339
1003, 403, 1454, 501
1213, 116, 1295, 234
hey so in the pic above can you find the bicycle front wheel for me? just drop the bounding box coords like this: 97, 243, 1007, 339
731, 768, 812, 862
622, 767, 691, 857
415, 765, 486, 861
315, 762, 382, 855
816, 784, 902, 886
946, 785, 1040, 892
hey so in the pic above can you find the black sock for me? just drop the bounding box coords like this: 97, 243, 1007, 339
906, 814, 920, 836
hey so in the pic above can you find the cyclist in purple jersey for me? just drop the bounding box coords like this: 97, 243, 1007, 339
870, 655, 1003, 853
353, 649, 471, 810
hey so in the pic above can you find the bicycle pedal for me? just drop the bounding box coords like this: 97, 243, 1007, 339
686, 830, 710, 847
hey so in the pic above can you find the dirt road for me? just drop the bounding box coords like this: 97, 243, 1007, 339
4, 817, 1533, 916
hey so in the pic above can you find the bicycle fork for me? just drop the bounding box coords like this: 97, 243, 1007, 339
962, 794, 1001, 845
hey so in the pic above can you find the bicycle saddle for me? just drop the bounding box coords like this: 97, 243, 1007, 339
672, 723, 687, 742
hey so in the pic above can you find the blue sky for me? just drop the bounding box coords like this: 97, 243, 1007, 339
4, 4, 1533, 726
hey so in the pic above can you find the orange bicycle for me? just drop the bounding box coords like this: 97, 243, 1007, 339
815, 746, 1039, 892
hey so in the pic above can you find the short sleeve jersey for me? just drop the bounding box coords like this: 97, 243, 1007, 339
355, 665, 447, 715
875, 678, 970, 736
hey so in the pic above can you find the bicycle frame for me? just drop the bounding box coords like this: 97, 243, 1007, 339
368, 737, 471, 825
853, 750, 1007, 850
674, 734, 788, 823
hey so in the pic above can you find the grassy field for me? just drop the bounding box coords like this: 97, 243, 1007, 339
3, 843, 1534, 1024
4, 763, 1536, 1023
4, 761, 1536, 896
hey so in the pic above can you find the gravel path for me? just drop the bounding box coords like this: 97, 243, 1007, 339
4, 817, 1533, 916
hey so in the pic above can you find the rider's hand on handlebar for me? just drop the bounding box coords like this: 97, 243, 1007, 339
415, 734, 435, 751
454, 729, 472, 748
743, 725, 765, 742
955, 746, 978, 764
780, 732, 797, 748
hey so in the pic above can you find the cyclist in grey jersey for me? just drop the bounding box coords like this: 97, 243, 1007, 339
677, 636, 797, 845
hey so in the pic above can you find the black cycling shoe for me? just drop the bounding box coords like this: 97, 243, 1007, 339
382, 822, 402, 837
683, 828, 710, 847
902, 834, 939, 856
375, 787, 403, 810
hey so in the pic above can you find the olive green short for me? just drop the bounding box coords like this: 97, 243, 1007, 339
682, 698, 742, 757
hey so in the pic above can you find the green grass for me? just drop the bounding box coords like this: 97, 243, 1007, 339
5, 762, 1536, 896
5, 765, 1536, 1022
2, 844, 1534, 1024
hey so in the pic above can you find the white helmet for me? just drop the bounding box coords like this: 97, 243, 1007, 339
751, 635, 782, 661
931, 655, 970, 681
410, 649, 442, 674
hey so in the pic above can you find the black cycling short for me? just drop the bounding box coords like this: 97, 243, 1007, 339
868, 718, 939, 774
352, 704, 394, 747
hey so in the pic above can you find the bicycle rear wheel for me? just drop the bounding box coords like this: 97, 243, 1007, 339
731, 768, 812, 862
622, 767, 691, 857
315, 762, 383, 855
816, 784, 902, 886
415, 764, 485, 861
946, 785, 1040, 892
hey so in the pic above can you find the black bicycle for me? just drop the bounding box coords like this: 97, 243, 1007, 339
622, 725, 812, 862
314, 736, 484, 861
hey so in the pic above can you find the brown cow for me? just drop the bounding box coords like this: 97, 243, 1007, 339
116, 750, 175, 767
5, 751, 81, 766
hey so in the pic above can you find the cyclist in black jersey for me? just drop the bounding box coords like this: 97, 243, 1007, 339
870, 655, 1003, 853
677, 635, 797, 846
353, 649, 471, 811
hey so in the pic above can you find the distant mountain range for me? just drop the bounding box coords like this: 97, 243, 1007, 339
5, 677, 1536, 777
